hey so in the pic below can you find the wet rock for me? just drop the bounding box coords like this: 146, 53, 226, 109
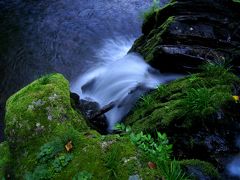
185, 165, 211, 180
131, 0, 240, 73
169, 100, 240, 174
90, 101, 115, 119
70, 92, 80, 107
78, 99, 112, 134
125, 69, 240, 178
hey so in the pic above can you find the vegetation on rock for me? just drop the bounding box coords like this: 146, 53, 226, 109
131, 0, 240, 73
2, 0, 240, 179
125, 63, 238, 132
2, 73, 163, 179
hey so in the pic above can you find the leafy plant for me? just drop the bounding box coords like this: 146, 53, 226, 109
114, 123, 132, 133
37, 138, 64, 163
24, 164, 53, 180
72, 171, 92, 180
130, 131, 172, 163
114, 124, 188, 179
52, 154, 73, 173
159, 160, 189, 180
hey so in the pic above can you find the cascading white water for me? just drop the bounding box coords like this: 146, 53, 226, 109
71, 37, 181, 130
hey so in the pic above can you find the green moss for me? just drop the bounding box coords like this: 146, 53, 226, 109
0, 142, 10, 178
131, 16, 175, 62
5, 73, 88, 144
4, 73, 157, 179
179, 159, 220, 179
3, 73, 89, 178
126, 67, 239, 132
144, 16, 175, 62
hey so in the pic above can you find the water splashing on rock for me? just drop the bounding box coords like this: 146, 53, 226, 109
72, 37, 181, 130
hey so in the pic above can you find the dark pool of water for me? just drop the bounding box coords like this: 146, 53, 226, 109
0, 0, 157, 141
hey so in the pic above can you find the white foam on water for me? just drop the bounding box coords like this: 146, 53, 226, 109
71, 37, 181, 130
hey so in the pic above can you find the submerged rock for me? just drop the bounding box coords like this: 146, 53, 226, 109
131, 0, 240, 73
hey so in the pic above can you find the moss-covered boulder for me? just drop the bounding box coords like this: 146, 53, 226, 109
3, 73, 162, 179
3, 73, 87, 177
5, 73, 88, 145
131, 0, 240, 73
125, 65, 239, 131
23, 127, 155, 180
125, 64, 240, 176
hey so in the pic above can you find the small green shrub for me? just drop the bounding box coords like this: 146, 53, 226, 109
25, 137, 74, 179
72, 171, 92, 180
114, 123, 132, 133
24, 164, 53, 180
159, 160, 189, 180
52, 154, 73, 173
114, 124, 172, 162
130, 131, 172, 163
183, 87, 230, 118
37, 138, 64, 163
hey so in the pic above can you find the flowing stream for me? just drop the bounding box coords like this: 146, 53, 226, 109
0, 0, 171, 141
72, 37, 181, 130
0, 0, 152, 141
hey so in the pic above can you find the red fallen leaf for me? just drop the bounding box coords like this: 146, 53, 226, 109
148, 161, 157, 169
65, 140, 73, 152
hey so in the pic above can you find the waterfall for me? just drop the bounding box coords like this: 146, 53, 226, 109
71, 37, 181, 130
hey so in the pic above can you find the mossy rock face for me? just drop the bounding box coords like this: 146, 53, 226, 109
131, 0, 240, 73
3, 73, 89, 178
24, 127, 148, 180
125, 67, 239, 132
180, 159, 220, 179
3, 73, 159, 179
5, 73, 88, 145
125, 67, 240, 176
